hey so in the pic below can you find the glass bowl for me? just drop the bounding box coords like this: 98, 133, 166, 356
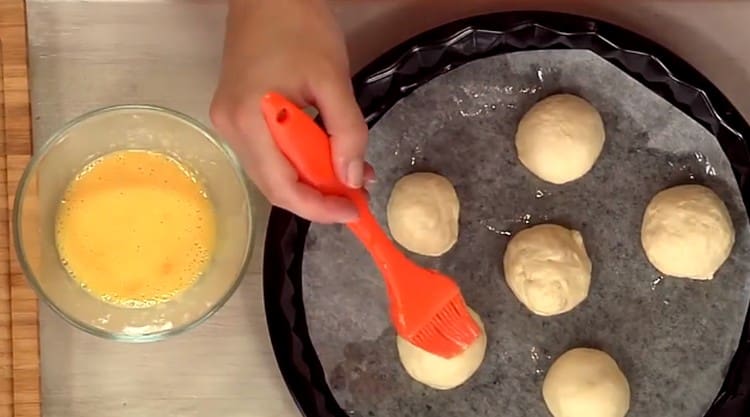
13, 105, 254, 342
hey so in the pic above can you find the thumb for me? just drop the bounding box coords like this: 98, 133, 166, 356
313, 75, 369, 188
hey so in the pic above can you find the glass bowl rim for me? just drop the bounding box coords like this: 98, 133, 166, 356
12, 103, 256, 342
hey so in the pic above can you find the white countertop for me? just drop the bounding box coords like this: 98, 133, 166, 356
27, 1, 750, 416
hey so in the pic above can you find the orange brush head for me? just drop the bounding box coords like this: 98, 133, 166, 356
410, 295, 481, 357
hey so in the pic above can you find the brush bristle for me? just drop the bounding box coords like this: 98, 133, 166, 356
410, 295, 481, 358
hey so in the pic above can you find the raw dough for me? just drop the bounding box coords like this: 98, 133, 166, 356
386, 172, 459, 256
396, 308, 486, 390
543, 348, 630, 417
641, 184, 735, 279
503, 224, 592, 316
515, 94, 605, 184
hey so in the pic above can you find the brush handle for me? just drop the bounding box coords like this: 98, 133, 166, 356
345, 192, 407, 286
261, 92, 405, 300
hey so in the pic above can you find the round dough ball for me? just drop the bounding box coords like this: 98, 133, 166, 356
543, 348, 630, 417
396, 308, 486, 390
387, 172, 459, 256
503, 224, 592, 316
515, 94, 605, 184
641, 184, 735, 280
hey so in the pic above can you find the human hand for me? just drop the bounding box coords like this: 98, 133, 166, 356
210, 0, 372, 224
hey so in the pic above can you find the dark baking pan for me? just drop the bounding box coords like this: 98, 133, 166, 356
262, 11, 750, 417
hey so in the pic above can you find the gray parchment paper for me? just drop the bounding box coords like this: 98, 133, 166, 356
301, 50, 750, 417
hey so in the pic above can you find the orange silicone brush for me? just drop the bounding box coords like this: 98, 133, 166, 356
261, 92, 481, 358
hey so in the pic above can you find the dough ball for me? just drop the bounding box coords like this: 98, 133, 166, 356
396, 308, 486, 390
387, 172, 459, 256
515, 94, 605, 184
641, 184, 735, 279
543, 348, 630, 417
503, 224, 592, 316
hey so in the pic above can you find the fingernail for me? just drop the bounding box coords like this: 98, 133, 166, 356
364, 167, 377, 184
346, 160, 364, 188
339, 206, 360, 223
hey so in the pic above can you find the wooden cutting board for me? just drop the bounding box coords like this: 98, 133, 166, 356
0, 0, 41, 416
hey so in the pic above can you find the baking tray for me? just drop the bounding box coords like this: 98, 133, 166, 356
0, 0, 41, 416
263, 11, 750, 417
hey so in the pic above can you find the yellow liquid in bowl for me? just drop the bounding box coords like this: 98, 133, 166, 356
55, 150, 217, 307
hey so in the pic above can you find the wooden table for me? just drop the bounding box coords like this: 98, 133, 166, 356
0, 0, 39, 416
